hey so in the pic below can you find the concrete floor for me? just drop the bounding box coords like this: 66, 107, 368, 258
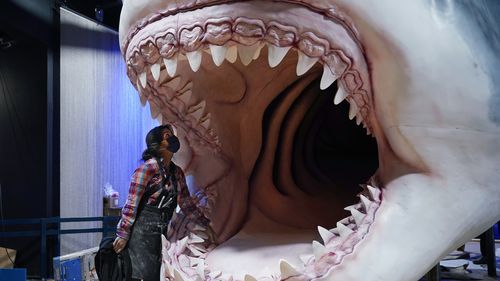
420, 241, 500, 281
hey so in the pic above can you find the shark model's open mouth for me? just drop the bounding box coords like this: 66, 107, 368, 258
117, 1, 500, 280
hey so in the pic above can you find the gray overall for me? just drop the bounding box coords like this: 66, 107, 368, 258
127, 160, 178, 281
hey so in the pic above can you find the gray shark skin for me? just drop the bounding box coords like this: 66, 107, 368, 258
432, 0, 500, 125
118, 1, 500, 280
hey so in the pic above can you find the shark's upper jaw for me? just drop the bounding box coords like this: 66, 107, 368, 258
120, 1, 500, 281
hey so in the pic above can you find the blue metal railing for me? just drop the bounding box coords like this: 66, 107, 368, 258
0, 216, 120, 278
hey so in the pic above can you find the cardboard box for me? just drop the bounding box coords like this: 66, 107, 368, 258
0, 247, 16, 268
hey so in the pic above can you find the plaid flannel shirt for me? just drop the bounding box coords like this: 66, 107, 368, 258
116, 158, 208, 240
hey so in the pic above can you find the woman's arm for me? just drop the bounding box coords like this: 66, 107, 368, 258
176, 167, 210, 226
116, 161, 156, 240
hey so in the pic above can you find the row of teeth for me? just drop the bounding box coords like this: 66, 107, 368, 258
133, 42, 371, 135
140, 71, 219, 148
306, 185, 381, 268
163, 184, 382, 281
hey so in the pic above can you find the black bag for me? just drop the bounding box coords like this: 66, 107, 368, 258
95, 236, 131, 281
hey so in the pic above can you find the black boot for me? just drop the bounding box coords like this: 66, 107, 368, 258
472, 256, 487, 265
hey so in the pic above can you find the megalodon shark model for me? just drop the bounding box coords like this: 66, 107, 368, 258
117, 1, 500, 280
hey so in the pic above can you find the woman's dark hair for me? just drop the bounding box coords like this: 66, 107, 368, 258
142, 124, 174, 161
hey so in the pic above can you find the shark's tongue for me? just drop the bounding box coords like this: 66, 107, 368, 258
206, 207, 317, 279
193, 181, 383, 281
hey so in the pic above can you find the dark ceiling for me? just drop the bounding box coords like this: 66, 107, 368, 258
61, 0, 123, 31
0, 0, 123, 52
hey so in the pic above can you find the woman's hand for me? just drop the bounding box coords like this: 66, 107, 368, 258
113, 237, 128, 253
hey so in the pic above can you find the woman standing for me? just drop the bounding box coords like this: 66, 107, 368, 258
113, 124, 208, 281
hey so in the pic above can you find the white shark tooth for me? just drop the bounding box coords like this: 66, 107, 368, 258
350, 208, 365, 226
161, 233, 170, 250
360, 194, 372, 211
158, 67, 169, 84
139, 95, 147, 107
348, 101, 359, 120
178, 90, 192, 104
280, 259, 301, 279
189, 100, 206, 121
188, 256, 201, 266
150, 62, 161, 81
267, 44, 291, 68
329, 227, 339, 235
156, 114, 163, 124
186, 50, 202, 72
136, 77, 141, 89
356, 114, 362, 125
320, 64, 339, 90
209, 44, 228, 66
252, 43, 265, 60
317, 226, 335, 244
190, 243, 208, 253
196, 100, 207, 110
296, 52, 319, 76
334, 85, 348, 105
189, 233, 205, 244
191, 107, 205, 121
149, 102, 160, 118
244, 274, 257, 281
367, 185, 381, 202
226, 45, 238, 63
209, 271, 222, 279
339, 217, 351, 225
163, 55, 178, 77
344, 204, 361, 212
238, 44, 260, 66
174, 269, 186, 281
138, 91, 147, 107
196, 259, 205, 277
137, 77, 147, 102
188, 245, 204, 256
200, 115, 211, 129
178, 254, 190, 268
163, 261, 174, 278
299, 254, 314, 265
139, 71, 147, 88
336, 222, 354, 239
194, 232, 209, 239
176, 236, 189, 254
312, 240, 327, 260
192, 224, 206, 231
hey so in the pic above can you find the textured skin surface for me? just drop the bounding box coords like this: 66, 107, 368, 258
119, 1, 500, 280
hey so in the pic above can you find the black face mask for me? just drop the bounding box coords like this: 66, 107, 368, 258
166, 135, 180, 153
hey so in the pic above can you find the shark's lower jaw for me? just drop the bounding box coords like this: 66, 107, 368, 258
121, 1, 418, 280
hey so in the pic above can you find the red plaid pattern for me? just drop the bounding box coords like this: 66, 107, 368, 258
116, 158, 208, 240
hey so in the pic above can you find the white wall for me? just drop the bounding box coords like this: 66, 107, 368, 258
59, 8, 158, 254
